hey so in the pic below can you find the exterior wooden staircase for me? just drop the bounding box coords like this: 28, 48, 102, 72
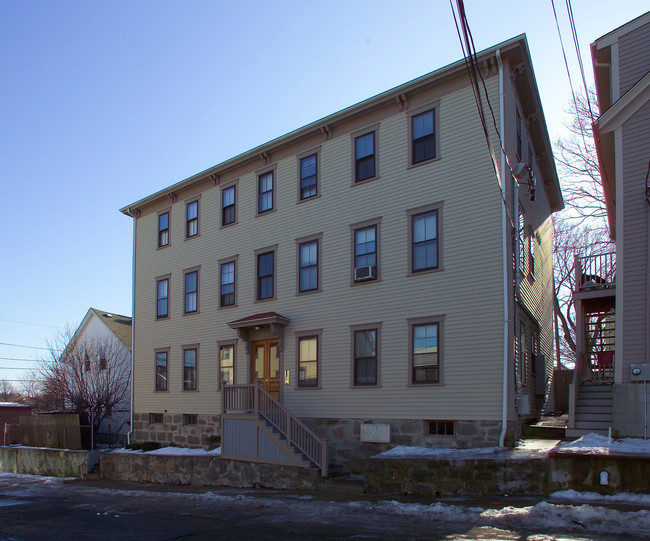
221, 383, 328, 477
566, 384, 613, 438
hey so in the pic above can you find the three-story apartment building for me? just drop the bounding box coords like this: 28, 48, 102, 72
121, 35, 562, 463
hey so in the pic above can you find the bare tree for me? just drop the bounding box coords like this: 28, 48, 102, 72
553, 216, 614, 367
554, 89, 608, 228
0, 379, 23, 402
32, 326, 131, 436
552, 90, 614, 368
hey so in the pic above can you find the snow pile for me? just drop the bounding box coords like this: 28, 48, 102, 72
555, 433, 650, 456
551, 490, 650, 506
375, 445, 506, 459
112, 446, 221, 456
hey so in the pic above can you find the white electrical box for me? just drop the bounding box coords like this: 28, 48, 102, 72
360, 423, 391, 443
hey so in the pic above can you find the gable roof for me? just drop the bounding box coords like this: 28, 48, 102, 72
89, 308, 132, 349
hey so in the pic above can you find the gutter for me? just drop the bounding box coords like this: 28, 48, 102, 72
124, 208, 137, 446
496, 48, 509, 448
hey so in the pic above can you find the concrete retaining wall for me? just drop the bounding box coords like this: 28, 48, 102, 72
0, 446, 90, 479
100, 453, 319, 490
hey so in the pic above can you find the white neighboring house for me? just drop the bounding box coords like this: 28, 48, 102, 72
64, 308, 132, 442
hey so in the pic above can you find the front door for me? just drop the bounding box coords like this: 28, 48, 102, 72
251, 339, 280, 400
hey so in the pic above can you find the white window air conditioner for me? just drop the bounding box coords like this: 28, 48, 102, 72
354, 265, 376, 281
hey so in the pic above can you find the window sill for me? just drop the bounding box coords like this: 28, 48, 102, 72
407, 266, 443, 277
157, 244, 171, 251
351, 175, 381, 187
218, 304, 237, 310
155, 316, 170, 321
407, 382, 444, 388
297, 194, 321, 204
184, 234, 200, 241
220, 221, 238, 230
295, 385, 321, 390
296, 288, 321, 297
256, 208, 277, 218
407, 155, 441, 170
254, 298, 276, 304
183, 311, 200, 316
351, 277, 381, 286
349, 384, 382, 389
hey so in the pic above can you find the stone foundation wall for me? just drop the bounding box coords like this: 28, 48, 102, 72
131, 413, 221, 448
101, 453, 319, 490
0, 447, 90, 479
304, 417, 522, 465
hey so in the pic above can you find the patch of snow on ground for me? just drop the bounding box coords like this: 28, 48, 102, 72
374, 445, 505, 459
551, 490, 650, 506
555, 433, 650, 456
111, 446, 221, 456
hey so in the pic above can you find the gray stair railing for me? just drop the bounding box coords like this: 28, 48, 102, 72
222, 382, 328, 477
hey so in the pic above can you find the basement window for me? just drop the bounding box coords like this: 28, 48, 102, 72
182, 414, 198, 426
428, 420, 454, 436
149, 413, 163, 425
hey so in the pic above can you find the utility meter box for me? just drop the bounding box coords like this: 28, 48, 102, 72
630, 363, 650, 382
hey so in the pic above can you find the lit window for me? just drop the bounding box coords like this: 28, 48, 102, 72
219, 344, 234, 388
298, 336, 318, 387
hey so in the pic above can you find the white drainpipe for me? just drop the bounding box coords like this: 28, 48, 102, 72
126, 208, 137, 446
496, 49, 509, 448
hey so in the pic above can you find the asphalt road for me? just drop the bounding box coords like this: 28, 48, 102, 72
0, 474, 646, 540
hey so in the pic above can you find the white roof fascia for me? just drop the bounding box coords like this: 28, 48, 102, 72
597, 72, 650, 133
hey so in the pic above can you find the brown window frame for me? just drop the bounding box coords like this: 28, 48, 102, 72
155, 348, 169, 391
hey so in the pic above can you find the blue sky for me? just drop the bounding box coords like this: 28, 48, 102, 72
1, 0, 647, 388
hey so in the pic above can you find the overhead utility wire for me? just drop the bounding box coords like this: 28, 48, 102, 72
0, 342, 58, 352
450, 0, 515, 227
0, 317, 60, 329
565, 0, 596, 122
550, 0, 591, 152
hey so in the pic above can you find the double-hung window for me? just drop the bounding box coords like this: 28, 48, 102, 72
412, 109, 435, 164
411, 322, 440, 384
186, 200, 199, 238
299, 154, 318, 200
354, 225, 377, 282
156, 277, 169, 319
411, 209, 438, 272
298, 335, 319, 388
220, 260, 236, 307
298, 239, 319, 293
155, 351, 168, 391
353, 327, 378, 386
219, 344, 234, 388
354, 132, 375, 182
257, 251, 275, 300
158, 212, 170, 247
183, 348, 197, 390
222, 185, 236, 226
258, 171, 274, 214
184, 270, 198, 313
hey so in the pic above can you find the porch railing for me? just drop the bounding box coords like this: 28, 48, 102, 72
222, 383, 328, 477
575, 252, 616, 291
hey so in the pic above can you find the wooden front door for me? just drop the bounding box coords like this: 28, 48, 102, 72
251, 339, 280, 400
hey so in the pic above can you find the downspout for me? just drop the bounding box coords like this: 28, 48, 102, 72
496, 48, 509, 447
125, 208, 137, 446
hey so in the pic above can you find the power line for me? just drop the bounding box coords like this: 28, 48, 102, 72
0, 366, 45, 371
0, 357, 41, 362
0, 317, 60, 329
0, 342, 58, 352
565, 0, 596, 121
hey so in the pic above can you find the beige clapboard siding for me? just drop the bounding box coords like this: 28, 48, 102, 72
132, 74, 508, 419
619, 20, 650, 95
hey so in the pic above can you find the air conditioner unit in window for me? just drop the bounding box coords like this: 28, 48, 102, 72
354, 265, 376, 281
